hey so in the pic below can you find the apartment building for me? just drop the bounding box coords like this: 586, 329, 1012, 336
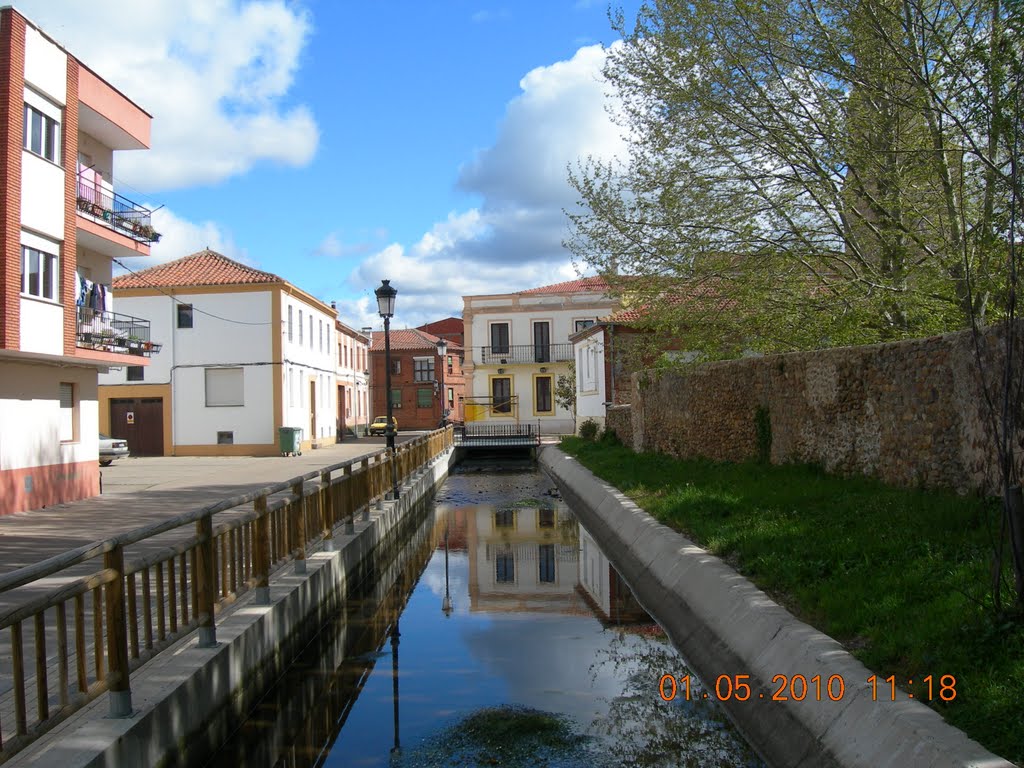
99, 249, 340, 455
369, 327, 464, 430
0, 8, 159, 513
462, 277, 618, 434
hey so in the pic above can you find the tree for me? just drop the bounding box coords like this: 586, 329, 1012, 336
566, 0, 1021, 355
555, 360, 577, 432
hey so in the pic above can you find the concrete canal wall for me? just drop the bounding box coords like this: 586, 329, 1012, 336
540, 446, 1015, 768
9, 447, 458, 768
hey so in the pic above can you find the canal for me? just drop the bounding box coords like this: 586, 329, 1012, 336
199, 463, 764, 767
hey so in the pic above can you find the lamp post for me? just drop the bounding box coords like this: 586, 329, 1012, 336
436, 337, 448, 426
375, 279, 400, 500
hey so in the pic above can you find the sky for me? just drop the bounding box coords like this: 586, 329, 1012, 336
18, 0, 644, 333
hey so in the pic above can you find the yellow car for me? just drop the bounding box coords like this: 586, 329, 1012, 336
369, 416, 398, 436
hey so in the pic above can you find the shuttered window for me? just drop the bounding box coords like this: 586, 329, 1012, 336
205, 367, 244, 406
58, 382, 75, 442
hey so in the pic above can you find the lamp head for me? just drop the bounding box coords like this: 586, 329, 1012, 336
375, 279, 397, 318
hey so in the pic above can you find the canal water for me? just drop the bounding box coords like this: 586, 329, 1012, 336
200, 464, 764, 767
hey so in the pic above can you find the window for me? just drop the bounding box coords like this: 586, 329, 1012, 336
298, 310, 304, 344
319, 319, 323, 352
309, 316, 313, 348
491, 377, 512, 414
533, 321, 551, 363
21, 246, 57, 300
417, 388, 432, 408
392, 359, 401, 375
447, 387, 454, 407
58, 382, 76, 442
413, 357, 434, 382
177, 304, 193, 329
447, 355, 454, 374
490, 323, 510, 354
494, 509, 516, 528
575, 319, 596, 332
495, 546, 515, 583
23, 104, 60, 162
288, 305, 293, 342
538, 544, 556, 583
535, 375, 553, 414
217, 431, 234, 445
126, 366, 144, 382
390, 388, 401, 408
538, 509, 555, 528
344, 345, 349, 368
205, 367, 244, 406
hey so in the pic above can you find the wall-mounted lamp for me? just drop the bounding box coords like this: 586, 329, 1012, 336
539, 367, 547, 373
498, 368, 505, 374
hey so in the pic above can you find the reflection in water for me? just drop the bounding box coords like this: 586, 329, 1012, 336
201, 466, 763, 767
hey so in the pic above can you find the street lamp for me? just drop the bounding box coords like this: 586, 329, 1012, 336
436, 337, 448, 426
375, 279, 400, 500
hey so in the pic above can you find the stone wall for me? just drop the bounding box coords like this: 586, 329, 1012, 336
605, 404, 633, 446
629, 323, 1024, 496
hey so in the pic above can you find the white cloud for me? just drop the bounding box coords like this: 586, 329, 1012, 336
342, 43, 627, 327
113, 208, 246, 274
17, 0, 317, 190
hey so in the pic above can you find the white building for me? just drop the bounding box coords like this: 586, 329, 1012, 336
99, 249, 342, 455
0, 8, 159, 513
334, 318, 370, 437
462, 277, 618, 434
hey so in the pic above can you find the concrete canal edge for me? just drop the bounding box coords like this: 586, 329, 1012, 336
540, 446, 1016, 768
8, 447, 459, 768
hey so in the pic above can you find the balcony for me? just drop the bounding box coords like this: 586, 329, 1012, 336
76, 176, 160, 244
473, 343, 573, 366
76, 307, 161, 358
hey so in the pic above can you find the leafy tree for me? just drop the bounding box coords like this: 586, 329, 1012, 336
555, 360, 577, 432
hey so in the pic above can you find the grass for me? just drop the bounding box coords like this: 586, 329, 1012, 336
559, 437, 1024, 766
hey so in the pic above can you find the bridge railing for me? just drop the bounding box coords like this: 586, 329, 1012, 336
0, 426, 454, 760
454, 421, 541, 446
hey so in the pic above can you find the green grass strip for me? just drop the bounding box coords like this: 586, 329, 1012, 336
559, 437, 1024, 765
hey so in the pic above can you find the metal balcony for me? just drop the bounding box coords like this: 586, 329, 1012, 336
76, 307, 161, 357
76, 176, 161, 243
473, 343, 573, 366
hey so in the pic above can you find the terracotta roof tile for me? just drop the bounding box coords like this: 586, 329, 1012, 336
370, 328, 464, 352
112, 249, 281, 289
518, 276, 611, 295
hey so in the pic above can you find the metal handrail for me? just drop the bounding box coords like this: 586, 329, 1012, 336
0, 426, 454, 758
75, 307, 159, 358
473, 343, 573, 365
75, 176, 160, 243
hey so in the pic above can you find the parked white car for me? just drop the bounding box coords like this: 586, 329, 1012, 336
99, 434, 129, 466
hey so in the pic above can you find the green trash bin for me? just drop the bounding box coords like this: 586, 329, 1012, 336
279, 426, 302, 456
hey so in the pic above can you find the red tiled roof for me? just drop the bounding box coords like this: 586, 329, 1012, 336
518, 276, 611, 295
371, 328, 464, 352
112, 249, 281, 289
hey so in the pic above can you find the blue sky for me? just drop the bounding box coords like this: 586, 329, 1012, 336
19, 1, 642, 331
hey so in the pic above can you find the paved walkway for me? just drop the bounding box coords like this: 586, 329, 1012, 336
0, 436, 418, 578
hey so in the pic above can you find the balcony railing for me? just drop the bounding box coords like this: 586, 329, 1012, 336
76, 307, 161, 358
76, 177, 161, 243
474, 343, 573, 365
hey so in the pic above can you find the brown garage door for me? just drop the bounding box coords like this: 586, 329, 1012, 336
110, 398, 164, 456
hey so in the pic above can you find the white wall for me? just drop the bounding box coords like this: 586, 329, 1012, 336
574, 332, 606, 428
99, 294, 172, 385
0, 362, 98, 471
21, 151, 65, 239
19, 296, 63, 355
23, 26, 67, 105
280, 293, 337, 441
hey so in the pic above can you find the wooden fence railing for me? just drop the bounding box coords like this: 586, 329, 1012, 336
0, 427, 453, 761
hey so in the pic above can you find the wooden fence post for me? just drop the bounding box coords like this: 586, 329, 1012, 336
320, 469, 334, 551
195, 513, 217, 647
104, 544, 132, 716
291, 479, 307, 575
344, 465, 356, 534
253, 495, 270, 604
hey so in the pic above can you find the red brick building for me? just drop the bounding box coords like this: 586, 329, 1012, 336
416, 316, 463, 348
370, 328, 465, 430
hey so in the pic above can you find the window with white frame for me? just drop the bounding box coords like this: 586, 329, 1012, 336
21, 245, 58, 300
205, 367, 244, 406
299, 310, 304, 344
288, 305, 293, 342
24, 103, 60, 163
575, 319, 596, 332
